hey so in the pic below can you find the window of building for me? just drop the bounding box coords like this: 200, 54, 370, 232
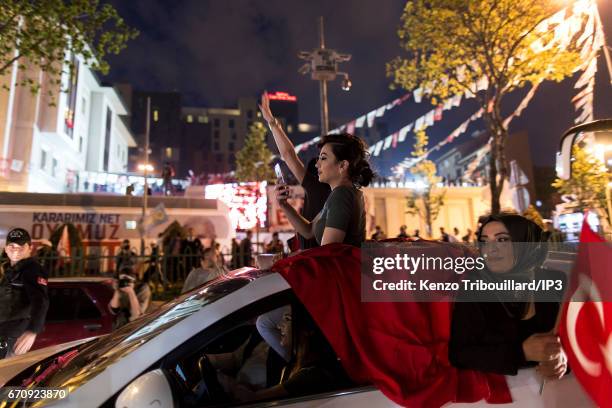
186, 115, 193, 123
228, 153, 235, 164
214, 130, 220, 139
153, 110, 159, 122
79, 135, 84, 153
198, 115, 208, 123
40, 150, 47, 170
216, 154, 223, 163
214, 118, 220, 127
228, 142, 234, 151
247, 121, 253, 129
247, 110, 253, 119
287, 124, 293, 133
229, 119, 235, 128
51, 158, 58, 177
214, 142, 220, 151
166, 147, 173, 158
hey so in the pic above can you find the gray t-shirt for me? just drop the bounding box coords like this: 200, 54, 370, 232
313, 185, 365, 247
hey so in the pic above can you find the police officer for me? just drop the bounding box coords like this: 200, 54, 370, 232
0, 228, 49, 359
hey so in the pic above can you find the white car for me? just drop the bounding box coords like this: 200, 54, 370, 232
0, 268, 593, 407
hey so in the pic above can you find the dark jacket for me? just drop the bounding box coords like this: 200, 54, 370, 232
0, 257, 49, 337
449, 268, 565, 375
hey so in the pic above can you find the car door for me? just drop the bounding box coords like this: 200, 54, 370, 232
34, 285, 107, 349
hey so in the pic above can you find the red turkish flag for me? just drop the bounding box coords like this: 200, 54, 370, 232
274, 243, 511, 407
558, 217, 612, 408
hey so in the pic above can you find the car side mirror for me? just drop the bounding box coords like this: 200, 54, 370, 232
115, 369, 175, 408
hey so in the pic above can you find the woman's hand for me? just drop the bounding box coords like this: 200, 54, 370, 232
537, 349, 568, 380
522, 333, 562, 362
275, 184, 290, 208
259, 92, 274, 123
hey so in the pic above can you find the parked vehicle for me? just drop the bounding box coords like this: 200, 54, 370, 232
32, 277, 115, 350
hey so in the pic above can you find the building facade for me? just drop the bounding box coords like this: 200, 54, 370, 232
0, 53, 135, 193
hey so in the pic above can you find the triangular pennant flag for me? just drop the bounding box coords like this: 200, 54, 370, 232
425, 110, 435, 126
476, 76, 489, 91
376, 106, 386, 117
392, 132, 399, 148
571, 81, 594, 103
398, 123, 412, 142
452, 94, 462, 107
383, 135, 393, 150
573, 93, 593, 111
346, 120, 356, 135
399, 93, 411, 103
355, 115, 366, 128
366, 110, 377, 127
415, 116, 425, 131
576, 11, 594, 46
434, 105, 443, 121
575, 58, 597, 89
373, 140, 384, 156
413, 87, 423, 103
443, 98, 453, 111
368, 145, 375, 155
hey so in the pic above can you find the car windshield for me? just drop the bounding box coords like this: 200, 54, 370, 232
28, 272, 259, 398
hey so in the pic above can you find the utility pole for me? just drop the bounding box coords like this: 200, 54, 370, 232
140, 97, 151, 255
298, 17, 352, 136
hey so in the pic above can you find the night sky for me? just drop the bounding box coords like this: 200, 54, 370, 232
103, 0, 612, 174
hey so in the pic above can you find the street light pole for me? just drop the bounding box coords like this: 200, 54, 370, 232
140, 97, 151, 255
318, 17, 330, 135
298, 17, 352, 136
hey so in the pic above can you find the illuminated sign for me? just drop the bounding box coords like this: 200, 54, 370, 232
205, 182, 267, 230
268, 91, 297, 102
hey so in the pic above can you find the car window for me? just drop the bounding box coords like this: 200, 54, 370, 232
19, 274, 259, 403
159, 293, 353, 407
46, 287, 101, 321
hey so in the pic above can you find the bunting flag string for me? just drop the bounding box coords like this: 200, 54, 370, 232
462, 142, 492, 182
572, 0, 605, 124
392, 107, 484, 176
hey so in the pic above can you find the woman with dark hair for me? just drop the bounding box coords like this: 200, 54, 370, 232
449, 213, 568, 380
275, 133, 375, 247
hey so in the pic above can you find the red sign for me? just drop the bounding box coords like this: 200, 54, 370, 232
268, 91, 297, 102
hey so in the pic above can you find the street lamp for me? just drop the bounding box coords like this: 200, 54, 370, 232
298, 17, 352, 135
138, 163, 154, 172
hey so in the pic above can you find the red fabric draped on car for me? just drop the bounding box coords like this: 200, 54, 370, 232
272, 241, 512, 407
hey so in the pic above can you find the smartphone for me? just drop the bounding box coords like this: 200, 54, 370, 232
274, 163, 285, 184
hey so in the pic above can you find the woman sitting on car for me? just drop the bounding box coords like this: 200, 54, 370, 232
275, 133, 374, 247
449, 213, 567, 380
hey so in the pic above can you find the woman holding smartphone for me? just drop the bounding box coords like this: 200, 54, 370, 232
273, 133, 374, 246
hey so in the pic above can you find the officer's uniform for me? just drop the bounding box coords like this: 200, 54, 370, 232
0, 237, 49, 359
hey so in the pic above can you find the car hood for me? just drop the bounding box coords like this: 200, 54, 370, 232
0, 336, 99, 387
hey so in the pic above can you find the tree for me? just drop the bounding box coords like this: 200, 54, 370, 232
388, 0, 581, 214
0, 0, 138, 99
552, 143, 610, 226
522, 204, 545, 229
235, 122, 275, 183
405, 128, 446, 237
